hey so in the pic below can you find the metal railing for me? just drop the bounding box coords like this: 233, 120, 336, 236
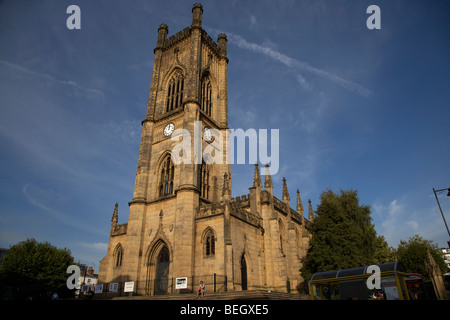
93, 274, 227, 298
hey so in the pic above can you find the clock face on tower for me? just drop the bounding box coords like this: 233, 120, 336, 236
163, 123, 175, 137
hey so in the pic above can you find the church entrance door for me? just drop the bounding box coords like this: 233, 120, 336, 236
154, 245, 170, 295
241, 254, 247, 290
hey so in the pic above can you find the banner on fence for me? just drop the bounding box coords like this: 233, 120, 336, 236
124, 281, 134, 292
109, 282, 118, 293
176, 277, 188, 289
95, 284, 103, 294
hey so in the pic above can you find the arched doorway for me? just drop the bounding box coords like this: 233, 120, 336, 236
154, 245, 170, 295
241, 254, 247, 290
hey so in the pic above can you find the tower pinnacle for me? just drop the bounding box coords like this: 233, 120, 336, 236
308, 199, 314, 221
192, 3, 203, 28
296, 189, 303, 214
253, 163, 261, 188
282, 177, 290, 201
111, 202, 118, 226
222, 172, 231, 198
264, 163, 273, 190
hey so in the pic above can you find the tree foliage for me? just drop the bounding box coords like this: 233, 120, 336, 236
374, 235, 395, 264
394, 234, 448, 279
300, 189, 377, 282
0, 238, 74, 299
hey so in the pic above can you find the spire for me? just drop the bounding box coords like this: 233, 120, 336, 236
308, 199, 314, 221
282, 177, 290, 201
253, 162, 261, 188
111, 202, 118, 226
264, 163, 273, 189
296, 189, 304, 214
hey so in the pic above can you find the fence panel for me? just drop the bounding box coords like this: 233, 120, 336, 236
93, 274, 227, 298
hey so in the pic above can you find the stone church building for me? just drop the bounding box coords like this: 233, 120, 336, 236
98, 3, 313, 295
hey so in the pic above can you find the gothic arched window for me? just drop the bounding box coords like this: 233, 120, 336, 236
114, 244, 123, 267
200, 162, 210, 199
278, 219, 286, 256
166, 70, 184, 112
201, 77, 212, 116
204, 229, 215, 256
159, 155, 174, 197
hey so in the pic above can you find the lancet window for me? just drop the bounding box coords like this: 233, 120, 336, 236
115, 244, 123, 267
166, 70, 184, 112
159, 155, 174, 197
201, 77, 212, 116
200, 162, 210, 199
204, 229, 215, 256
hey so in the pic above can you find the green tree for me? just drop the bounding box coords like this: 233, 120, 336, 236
374, 235, 395, 264
300, 189, 377, 282
394, 234, 448, 279
0, 238, 74, 299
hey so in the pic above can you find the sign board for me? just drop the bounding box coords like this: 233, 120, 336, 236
383, 284, 400, 300
176, 277, 188, 289
95, 284, 103, 294
109, 282, 118, 293
381, 278, 400, 300
124, 281, 135, 293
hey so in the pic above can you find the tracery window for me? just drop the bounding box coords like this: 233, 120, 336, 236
115, 244, 123, 267
200, 162, 210, 199
204, 229, 215, 256
166, 70, 184, 112
201, 77, 212, 116
159, 155, 174, 197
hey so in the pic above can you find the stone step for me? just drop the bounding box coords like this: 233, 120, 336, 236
111, 290, 310, 300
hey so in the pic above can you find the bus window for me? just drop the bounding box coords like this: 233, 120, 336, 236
405, 274, 426, 300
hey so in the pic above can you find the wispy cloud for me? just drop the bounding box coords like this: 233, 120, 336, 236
296, 73, 313, 91
22, 184, 103, 235
249, 14, 258, 28
208, 29, 372, 97
371, 198, 449, 248
78, 242, 108, 252
372, 199, 415, 246
294, 91, 329, 133
0, 60, 105, 102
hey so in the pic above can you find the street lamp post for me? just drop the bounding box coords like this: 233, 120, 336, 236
432, 187, 450, 248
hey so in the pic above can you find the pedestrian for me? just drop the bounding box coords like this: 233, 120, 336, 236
196, 281, 205, 298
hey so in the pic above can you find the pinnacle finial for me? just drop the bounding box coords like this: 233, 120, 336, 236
222, 172, 231, 197
111, 202, 118, 226
296, 189, 304, 214
308, 199, 314, 221
282, 177, 290, 201
264, 164, 273, 189
218, 33, 228, 57
192, 3, 203, 27
253, 162, 261, 187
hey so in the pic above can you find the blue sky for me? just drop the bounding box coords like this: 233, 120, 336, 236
0, 0, 449, 269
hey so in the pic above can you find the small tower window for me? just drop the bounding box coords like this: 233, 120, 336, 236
159, 155, 174, 197
166, 70, 184, 112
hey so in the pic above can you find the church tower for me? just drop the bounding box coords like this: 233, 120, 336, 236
99, 3, 310, 296
99, 3, 231, 294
